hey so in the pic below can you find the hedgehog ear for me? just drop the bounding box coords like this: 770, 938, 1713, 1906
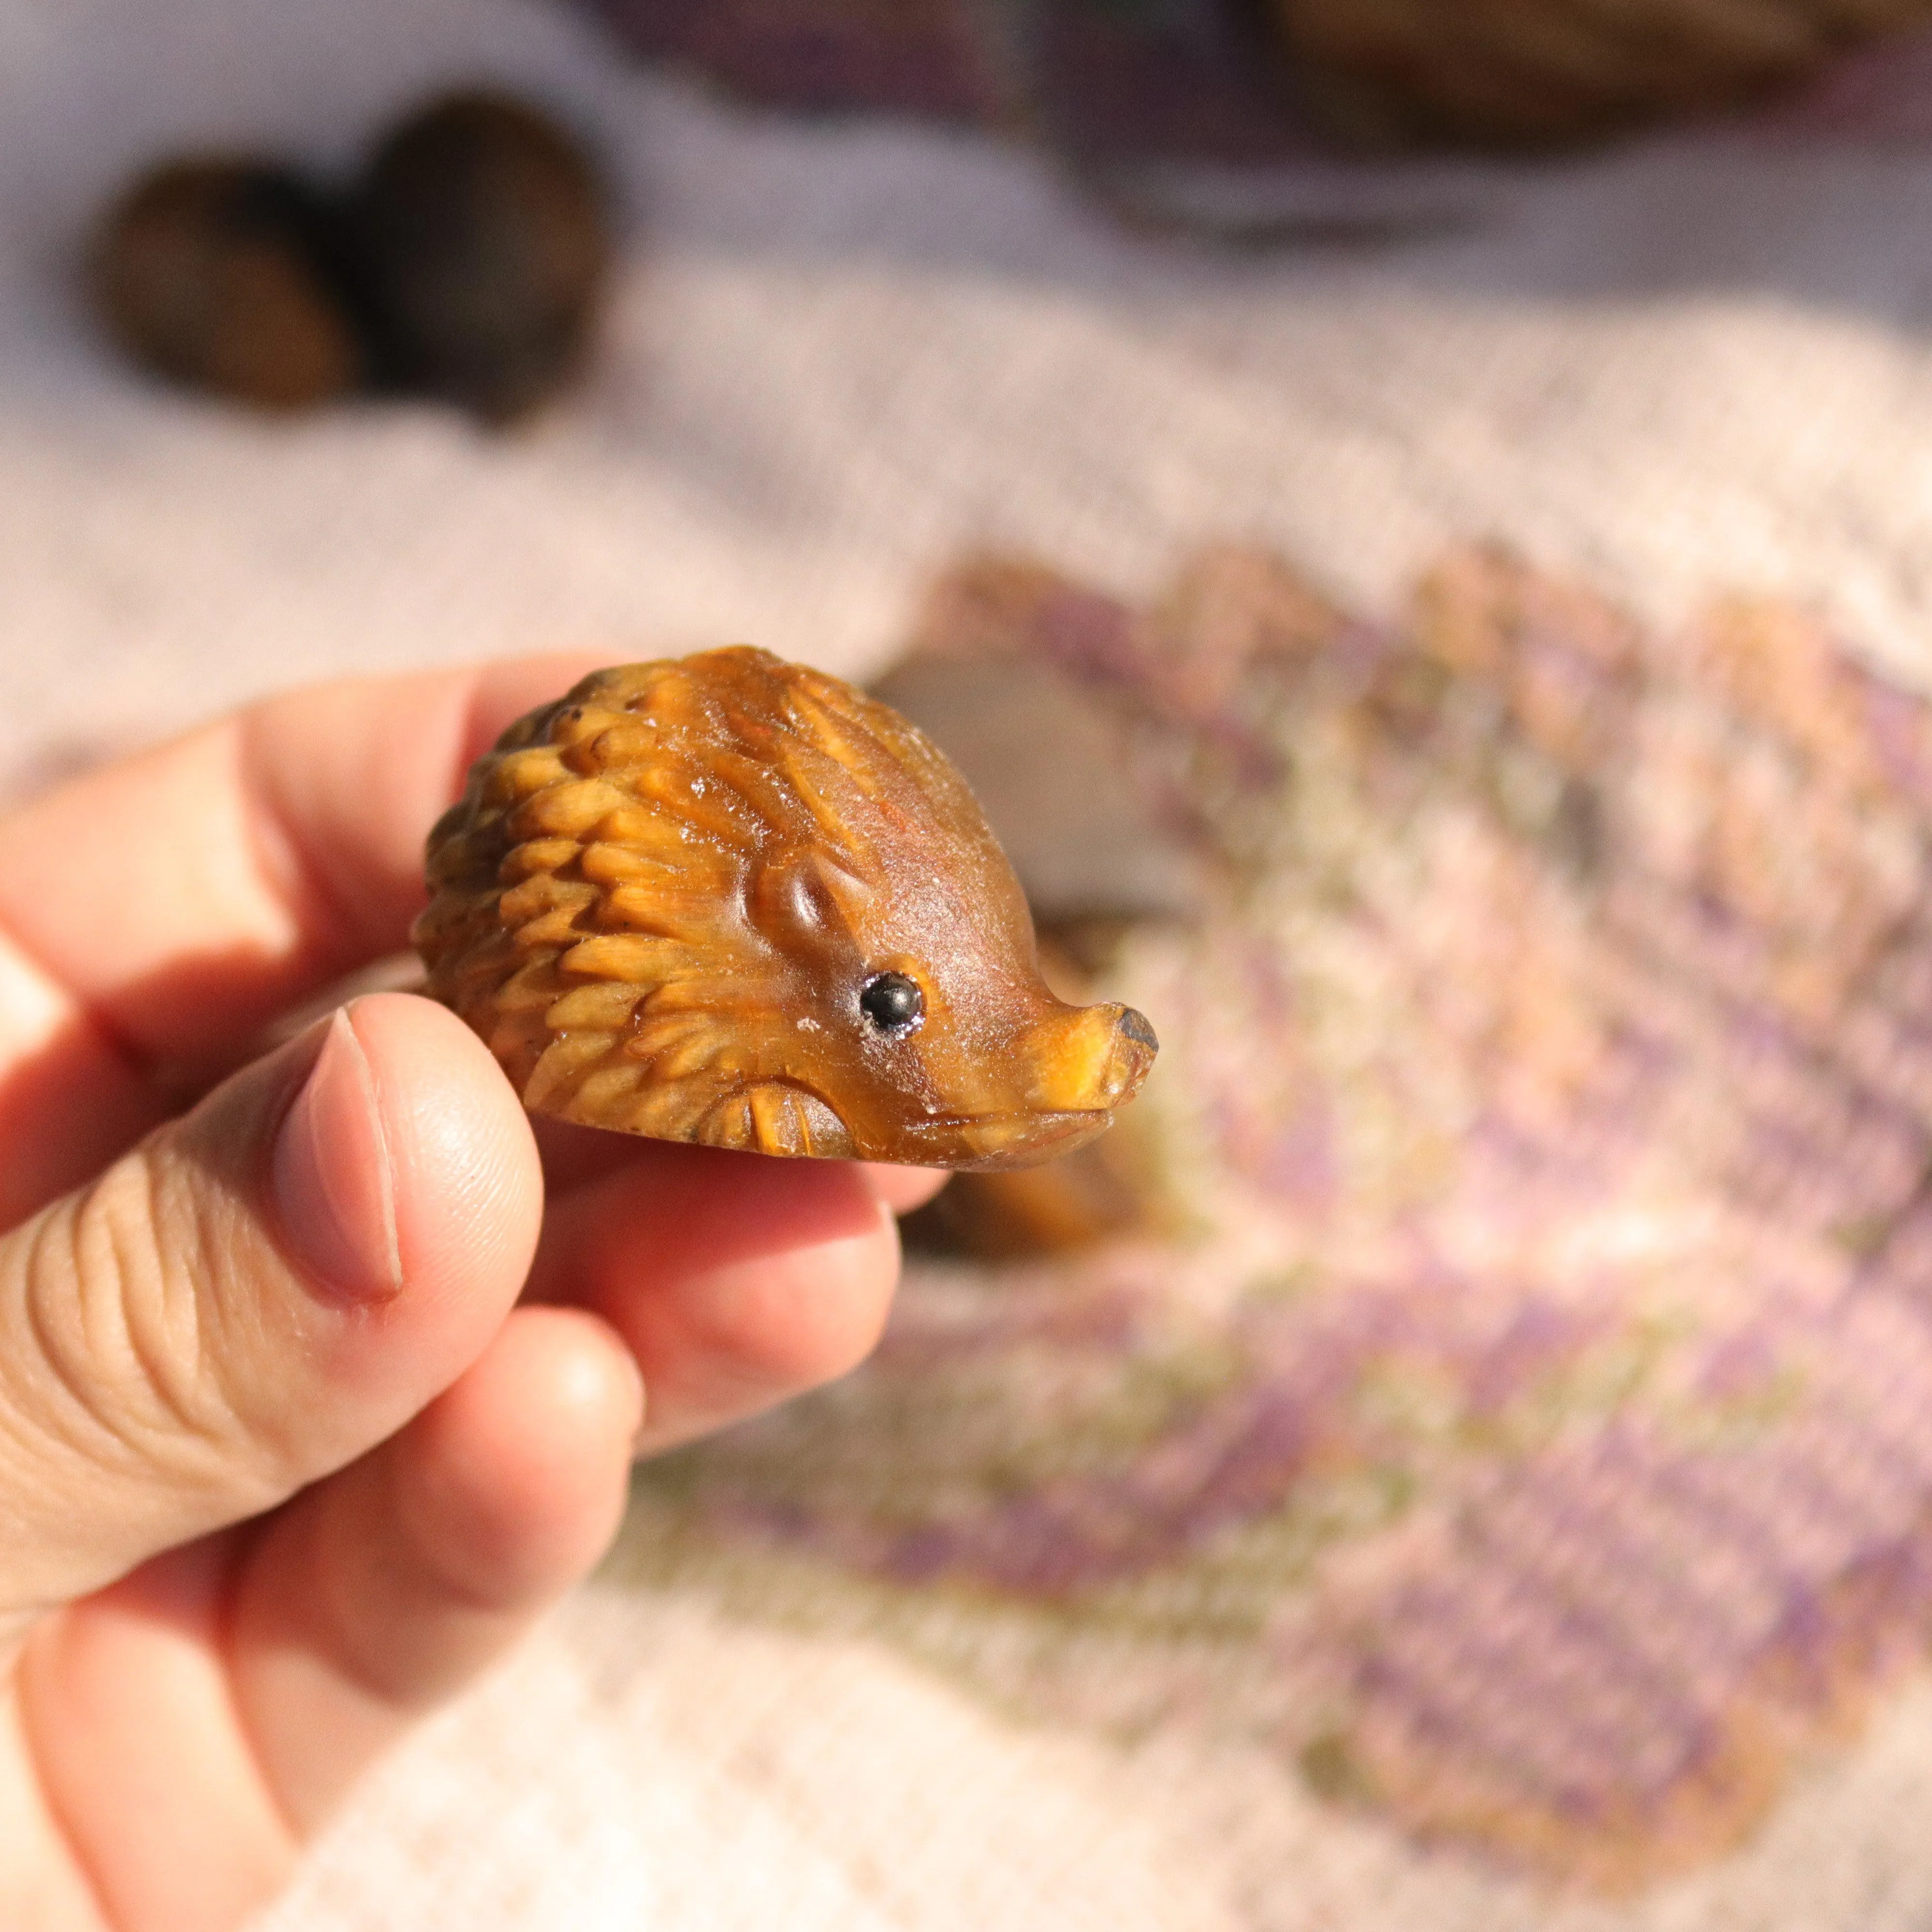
750, 843, 874, 950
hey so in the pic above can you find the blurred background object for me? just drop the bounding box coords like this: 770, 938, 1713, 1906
1273, 0, 1932, 149
898, 1128, 1162, 1256
347, 90, 611, 422
584, 0, 1005, 124
872, 573, 1212, 1261
630, 534, 1932, 1891
93, 158, 361, 410
586, 0, 1932, 160
87, 87, 611, 422
869, 651, 1207, 931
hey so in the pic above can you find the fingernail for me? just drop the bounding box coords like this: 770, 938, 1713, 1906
272, 1008, 404, 1305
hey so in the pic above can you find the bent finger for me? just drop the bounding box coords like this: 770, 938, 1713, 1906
225, 1305, 641, 1832
861, 1163, 950, 1215
528, 1142, 902, 1455
0, 651, 605, 1099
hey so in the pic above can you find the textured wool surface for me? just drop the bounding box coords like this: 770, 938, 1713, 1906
13, 0, 1932, 1926
631, 541, 1932, 1899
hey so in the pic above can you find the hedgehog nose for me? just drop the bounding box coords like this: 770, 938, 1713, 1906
1104, 1007, 1159, 1103
1025, 1003, 1158, 1113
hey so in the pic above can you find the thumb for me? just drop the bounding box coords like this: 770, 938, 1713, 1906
0, 993, 542, 1617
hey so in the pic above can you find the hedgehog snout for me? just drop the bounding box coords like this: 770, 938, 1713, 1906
1023, 1002, 1158, 1115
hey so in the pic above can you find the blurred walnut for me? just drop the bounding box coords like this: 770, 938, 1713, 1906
89, 91, 611, 422
347, 91, 611, 422
1270, 0, 1932, 149
91, 160, 359, 411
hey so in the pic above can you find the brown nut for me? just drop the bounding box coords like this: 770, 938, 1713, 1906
90, 158, 360, 411
413, 649, 1158, 1168
347, 90, 611, 423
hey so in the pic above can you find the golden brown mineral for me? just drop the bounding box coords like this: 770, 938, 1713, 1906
413, 649, 1158, 1168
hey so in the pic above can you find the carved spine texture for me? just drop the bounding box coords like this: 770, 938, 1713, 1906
413, 649, 1156, 1169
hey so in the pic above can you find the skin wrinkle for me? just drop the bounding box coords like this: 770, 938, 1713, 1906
7, 1205, 136, 1476
119, 1158, 281, 1503
0, 1230, 92, 1595
90, 1166, 214, 1473
0, 1162, 276, 1593
160, 1184, 369, 1518
5, 1678, 112, 1932
73, 1170, 233, 1483
0, 1251, 77, 1506
13, 1023, 393, 1541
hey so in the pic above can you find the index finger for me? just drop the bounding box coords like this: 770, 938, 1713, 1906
0, 653, 607, 1089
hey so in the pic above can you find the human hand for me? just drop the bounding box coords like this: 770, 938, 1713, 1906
0, 658, 943, 1931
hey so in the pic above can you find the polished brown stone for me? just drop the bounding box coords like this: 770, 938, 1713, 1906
415, 649, 1157, 1168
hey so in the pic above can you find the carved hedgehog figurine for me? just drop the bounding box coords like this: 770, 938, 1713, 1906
413, 649, 1158, 1169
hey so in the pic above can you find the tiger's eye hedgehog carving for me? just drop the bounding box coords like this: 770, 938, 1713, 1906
413, 649, 1159, 1168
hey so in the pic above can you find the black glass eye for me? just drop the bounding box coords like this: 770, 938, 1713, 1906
860, 972, 924, 1037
